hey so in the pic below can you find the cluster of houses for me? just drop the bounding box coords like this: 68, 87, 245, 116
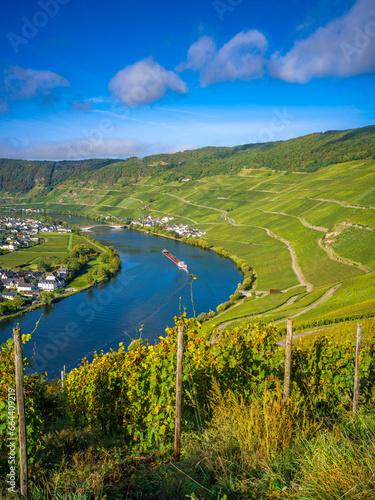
131, 216, 207, 239
100, 213, 207, 239
0, 266, 69, 302
0, 216, 71, 252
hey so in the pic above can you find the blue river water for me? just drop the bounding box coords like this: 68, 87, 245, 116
0, 221, 242, 378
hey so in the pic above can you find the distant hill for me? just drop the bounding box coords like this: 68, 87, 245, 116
0, 125, 374, 193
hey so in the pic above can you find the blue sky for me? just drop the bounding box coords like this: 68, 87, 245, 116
0, 0, 374, 159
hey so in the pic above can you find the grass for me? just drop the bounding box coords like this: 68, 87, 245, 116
3, 380, 374, 499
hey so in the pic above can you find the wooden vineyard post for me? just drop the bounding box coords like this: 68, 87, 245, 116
174, 324, 184, 461
13, 327, 28, 498
61, 365, 66, 420
283, 319, 293, 405
353, 323, 362, 412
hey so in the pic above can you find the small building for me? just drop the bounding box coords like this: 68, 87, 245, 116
57, 266, 69, 279
17, 278, 35, 294
38, 274, 64, 291
1, 291, 18, 300
2, 278, 16, 289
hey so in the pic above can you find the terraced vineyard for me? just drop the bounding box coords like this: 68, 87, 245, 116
1, 128, 374, 340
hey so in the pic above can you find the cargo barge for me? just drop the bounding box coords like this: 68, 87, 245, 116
162, 249, 188, 271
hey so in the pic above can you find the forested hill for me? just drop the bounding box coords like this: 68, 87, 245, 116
1, 125, 375, 192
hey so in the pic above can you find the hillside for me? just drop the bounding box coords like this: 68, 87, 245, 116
0, 125, 374, 337
1, 125, 375, 193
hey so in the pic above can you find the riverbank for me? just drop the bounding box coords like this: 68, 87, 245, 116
0, 226, 121, 323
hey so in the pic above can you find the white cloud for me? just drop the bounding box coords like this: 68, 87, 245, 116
108, 57, 188, 107
177, 30, 268, 86
176, 36, 217, 73
270, 0, 375, 83
0, 137, 151, 160
4, 66, 70, 101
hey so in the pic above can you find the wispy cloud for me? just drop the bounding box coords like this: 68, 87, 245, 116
153, 106, 217, 118
270, 0, 375, 83
0, 137, 152, 160
177, 30, 268, 86
71, 96, 111, 111
92, 109, 169, 127
108, 57, 188, 107
3, 66, 70, 101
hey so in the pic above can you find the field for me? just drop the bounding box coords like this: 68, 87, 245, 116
2, 158, 375, 336
0, 233, 98, 270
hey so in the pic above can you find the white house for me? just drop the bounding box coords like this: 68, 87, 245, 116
16, 279, 35, 294
38, 274, 64, 291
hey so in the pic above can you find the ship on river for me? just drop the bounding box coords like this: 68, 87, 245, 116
162, 249, 188, 271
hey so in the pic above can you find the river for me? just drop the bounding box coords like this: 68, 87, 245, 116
0, 216, 242, 378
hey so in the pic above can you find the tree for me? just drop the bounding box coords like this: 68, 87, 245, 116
67, 257, 81, 278
41, 291, 54, 305
86, 269, 95, 285
37, 259, 53, 273
97, 267, 109, 280
108, 256, 121, 275
73, 244, 90, 256
100, 252, 109, 264
13, 295, 25, 310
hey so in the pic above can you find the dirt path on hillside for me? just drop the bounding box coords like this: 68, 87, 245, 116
248, 173, 285, 191
213, 292, 300, 337
258, 209, 327, 232
216, 295, 299, 333
302, 197, 375, 210
276, 325, 339, 347
275, 284, 341, 324
260, 227, 313, 291
147, 208, 199, 225
165, 193, 236, 225
214, 284, 340, 338
165, 194, 314, 291
318, 238, 370, 272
